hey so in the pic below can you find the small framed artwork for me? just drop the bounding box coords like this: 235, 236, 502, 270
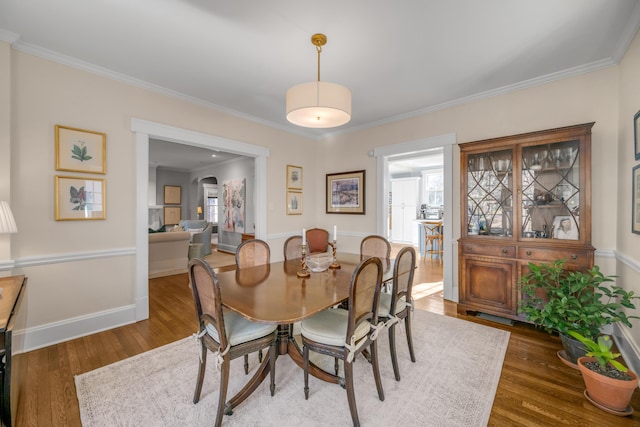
55, 125, 106, 174
633, 164, 640, 234
552, 215, 579, 240
286, 191, 302, 215
164, 206, 181, 225
326, 170, 366, 214
164, 185, 181, 205
55, 176, 106, 220
635, 110, 640, 161
287, 165, 303, 190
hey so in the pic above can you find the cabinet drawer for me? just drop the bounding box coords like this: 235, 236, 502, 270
462, 243, 515, 258
518, 247, 592, 265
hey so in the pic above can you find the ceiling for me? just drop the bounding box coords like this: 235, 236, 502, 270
1, 1, 639, 170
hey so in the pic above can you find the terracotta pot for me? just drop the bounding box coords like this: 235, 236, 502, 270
577, 356, 639, 412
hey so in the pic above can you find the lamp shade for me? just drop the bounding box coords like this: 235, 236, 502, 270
197, 206, 203, 215
0, 201, 17, 234
286, 81, 351, 128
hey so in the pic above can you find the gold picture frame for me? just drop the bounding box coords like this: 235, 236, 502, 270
164, 207, 181, 225
163, 185, 181, 205
55, 175, 106, 220
286, 191, 302, 215
633, 164, 640, 234
55, 125, 106, 174
286, 165, 303, 190
326, 170, 366, 214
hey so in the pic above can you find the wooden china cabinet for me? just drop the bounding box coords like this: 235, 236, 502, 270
457, 123, 595, 322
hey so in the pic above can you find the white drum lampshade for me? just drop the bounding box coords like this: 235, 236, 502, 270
0, 201, 17, 234
286, 81, 351, 128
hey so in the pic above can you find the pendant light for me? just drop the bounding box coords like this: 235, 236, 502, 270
286, 34, 351, 128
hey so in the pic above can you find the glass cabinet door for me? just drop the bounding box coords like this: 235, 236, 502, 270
466, 149, 513, 237
520, 140, 580, 240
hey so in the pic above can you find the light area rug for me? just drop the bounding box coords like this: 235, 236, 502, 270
75, 310, 510, 426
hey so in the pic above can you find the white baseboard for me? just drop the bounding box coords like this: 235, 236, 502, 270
13, 304, 138, 354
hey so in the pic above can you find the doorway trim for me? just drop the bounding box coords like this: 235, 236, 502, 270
371, 133, 457, 300
131, 118, 269, 321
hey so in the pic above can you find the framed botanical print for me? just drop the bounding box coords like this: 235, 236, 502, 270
286, 191, 302, 215
55, 175, 106, 220
287, 165, 303, 190
164, 207, 181, 225
164, 185, 181, 205
55, 125, 106, 174
326, 170, 365, 214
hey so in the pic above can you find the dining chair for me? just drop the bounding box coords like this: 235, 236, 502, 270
422, 221, 443, 259
360, 234, 392, 290
300, 256, 385, 427
305, 228, 335, 254
188, 258, 277, 427
378, 246, 416, 381
235, 238, 271, 372
283, 235, 303, 260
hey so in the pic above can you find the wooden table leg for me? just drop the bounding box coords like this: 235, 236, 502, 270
225, 351, 272, 415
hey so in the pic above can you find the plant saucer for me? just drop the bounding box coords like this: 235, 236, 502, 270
584, 390, 634, 416
557, 350, 579, 370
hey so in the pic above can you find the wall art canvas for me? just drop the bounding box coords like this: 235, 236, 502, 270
287, 165, 303, 190
55, 125, 106, 174
55, 175, 106, 220
222, 178, 246, 233
326, 170, 365, 214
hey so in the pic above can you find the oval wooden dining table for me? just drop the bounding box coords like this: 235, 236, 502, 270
213, 252, 392, 415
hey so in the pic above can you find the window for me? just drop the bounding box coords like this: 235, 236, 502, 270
422, 169, 444, 207
207, 197, 218, 224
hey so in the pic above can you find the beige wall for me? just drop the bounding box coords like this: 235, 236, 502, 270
1, 30, 639, 354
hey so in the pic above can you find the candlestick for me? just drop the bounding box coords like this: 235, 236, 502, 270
297, 243, 310, 277
333, 225, 337, 241
302, 228, 306, 246
329, 239, 341, 269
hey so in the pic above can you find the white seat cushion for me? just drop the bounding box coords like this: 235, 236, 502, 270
378, 293, 407, 318
300, 308, 370, 346
206, 311, 277, 346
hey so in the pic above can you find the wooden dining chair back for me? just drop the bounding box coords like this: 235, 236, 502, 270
283, 235, 303, 260
305, 228, 334, 254
422, 221, 443, 259
378, 246, 417, 381
236, 239, 271, 268
188, 258, 277, 426
300, 257, 385, 426
360, 235, 391, 260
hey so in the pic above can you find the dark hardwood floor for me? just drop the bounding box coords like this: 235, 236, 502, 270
14, 252, 640, 426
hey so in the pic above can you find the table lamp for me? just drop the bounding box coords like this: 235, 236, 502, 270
0, 201, 17, 234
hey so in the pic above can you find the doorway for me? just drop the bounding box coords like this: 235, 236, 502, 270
371, 133, 457, 301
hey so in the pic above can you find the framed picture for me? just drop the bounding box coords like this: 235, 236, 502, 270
552, 215, 579, 240
287, 165, 303, 190
633, 164, 640, 234
55, 176, 106, 220
635, 110, 640, 161
326, 170, 365, 214
163, 185, 181, 205
55, 125, 106, 174
286, 191, 302, 215
164, 206, 181, 225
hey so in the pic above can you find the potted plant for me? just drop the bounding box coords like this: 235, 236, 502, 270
568, 331, 638, 414
518, 260, 640, 365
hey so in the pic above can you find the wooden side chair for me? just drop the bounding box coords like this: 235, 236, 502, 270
235, 238, 271, 372
283, 235, 302, 260
188, 258, 277, 427
305, 228, 335, 254
360, 234, 392, 290
378, 246, 417, 381
422, 221, 443, 259
300, 257, 385, 426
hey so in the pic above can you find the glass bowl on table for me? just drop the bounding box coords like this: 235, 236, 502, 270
307, 253, 333, 272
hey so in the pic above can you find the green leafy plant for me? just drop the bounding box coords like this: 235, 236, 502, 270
518, 260, 639, 340
567, 330, 627, 372
71, 141, 92, 162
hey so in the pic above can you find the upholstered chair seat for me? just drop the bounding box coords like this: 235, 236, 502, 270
300, 309, 370, 347
377, 293, 407, 318
206, 311, 277, 346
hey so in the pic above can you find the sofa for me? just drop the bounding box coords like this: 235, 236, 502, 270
148, 230, 191, 278
179, 220, 213, 255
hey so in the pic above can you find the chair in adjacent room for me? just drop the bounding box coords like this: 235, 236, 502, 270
422, 221, 443, 259
378, 246, 417, 381
300, 257, 385, 426
235, 238, 271, 372
283, 235, 303, 260
305, 228, 335, 254
188, 258, 277, 427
